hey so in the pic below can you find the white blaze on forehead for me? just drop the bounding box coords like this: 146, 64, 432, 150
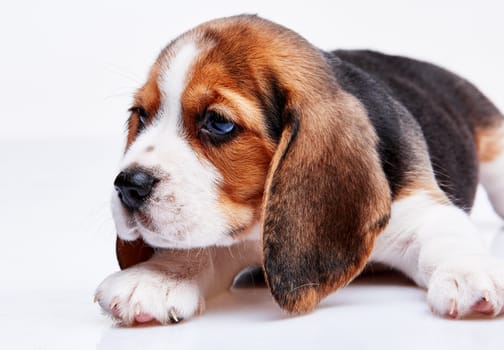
120, 39, 200, 168
158, 40, 200, 131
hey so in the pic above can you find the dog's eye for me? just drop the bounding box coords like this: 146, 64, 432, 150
203, 111, 235, 136
136, 107, 148, 127
129, 106, 148, 132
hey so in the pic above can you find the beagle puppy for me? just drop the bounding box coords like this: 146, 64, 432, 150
95, 15, 504, 324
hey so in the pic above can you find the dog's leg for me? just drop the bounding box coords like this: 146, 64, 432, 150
479, 121, 504, 218
370, 191, 504, 318
95, 240, 261, 325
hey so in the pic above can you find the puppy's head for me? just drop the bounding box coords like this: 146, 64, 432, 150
113, 15, 391, 313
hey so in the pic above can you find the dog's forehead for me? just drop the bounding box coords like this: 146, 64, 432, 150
156, 38, 201, 128
147, 31, 272, 135
127, 21, 286, 158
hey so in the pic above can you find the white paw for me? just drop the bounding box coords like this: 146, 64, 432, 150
95, 267, 203, 325
427, 255, 504, 318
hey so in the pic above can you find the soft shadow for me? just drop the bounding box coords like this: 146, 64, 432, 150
354, 268, 416, 287
232, 266, 266, 288
205, 288, 286, 321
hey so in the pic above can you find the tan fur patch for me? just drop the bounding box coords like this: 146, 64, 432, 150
476, 122, 504, 163
395, 175, 451, 205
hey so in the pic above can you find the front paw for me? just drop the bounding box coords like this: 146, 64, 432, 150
95, 268, 204, 325
427, 256, 504, 318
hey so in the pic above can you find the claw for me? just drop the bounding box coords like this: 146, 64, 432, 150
168, 308, 181, 323
483, 291, 490, 302
110, 297, 121, 318
448, 300, 458, 318
196, 298, 206, 316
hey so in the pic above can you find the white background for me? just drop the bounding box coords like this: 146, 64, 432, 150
0, 0, 503, 349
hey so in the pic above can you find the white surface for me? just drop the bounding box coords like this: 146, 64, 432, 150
1, 0, 504, 349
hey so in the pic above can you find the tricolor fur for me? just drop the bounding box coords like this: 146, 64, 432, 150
96, 15, 504, 324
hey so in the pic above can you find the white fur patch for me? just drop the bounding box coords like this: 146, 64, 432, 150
95, 266, 202, 325
244, 222, 261, 241
158, 41, 199, 131
370, 192, 504, 317
370, 192, 486, 286
112, 38, 232, 249
427, 255, 504, 317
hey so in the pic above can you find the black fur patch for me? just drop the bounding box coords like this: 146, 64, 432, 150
257, 71, 286, 143
324, 52, 412, 198
326, 50, 499, 209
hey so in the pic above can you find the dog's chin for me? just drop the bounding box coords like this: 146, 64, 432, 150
114, 213, 237, 249
113, 213, 188, 248
135, 228, 188, 249
120, 225, 236, 249
111, 194, 243, 249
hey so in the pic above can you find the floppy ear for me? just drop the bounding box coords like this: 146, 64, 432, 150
262, 90, 391, 314
116, 238, 154, 270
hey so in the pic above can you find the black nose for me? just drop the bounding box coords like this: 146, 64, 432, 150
114, 169, 158, 211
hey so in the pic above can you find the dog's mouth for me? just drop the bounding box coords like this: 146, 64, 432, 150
133, 223, 188, 248
124, 213, 192, 248
133, 210, 158, 234
112, 194, 202, 248
110, 181, 253, 249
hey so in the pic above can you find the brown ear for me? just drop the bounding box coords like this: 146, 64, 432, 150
116, 238, 154, 270
262, 90, 391, 314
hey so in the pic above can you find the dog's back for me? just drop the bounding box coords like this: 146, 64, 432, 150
328, 50, 502, 209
